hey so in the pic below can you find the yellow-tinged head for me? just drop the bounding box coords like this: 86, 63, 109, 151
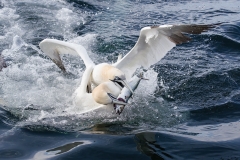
106, 65, 134, 94
92, 63, 134, 94
104, 65, 126, 82
92, 81, 127, 105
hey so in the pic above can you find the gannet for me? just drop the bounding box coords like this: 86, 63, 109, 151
39, 39, 133, 104
71, 65, 126, 113
39, 24, 218, 112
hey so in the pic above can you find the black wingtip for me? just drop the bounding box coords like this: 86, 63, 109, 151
168, 23, 221, 45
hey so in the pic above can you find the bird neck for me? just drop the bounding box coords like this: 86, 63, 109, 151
101, 64, 120, 81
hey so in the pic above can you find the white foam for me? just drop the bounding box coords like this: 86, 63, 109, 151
0, 0, 185, 132
56, 8, 85, 26
0, 0, 89, 111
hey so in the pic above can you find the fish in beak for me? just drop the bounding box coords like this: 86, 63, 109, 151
113, 73, 145, 115
121, 79, 134, 95
111, 76, 134, 95
107, 93, 127, 105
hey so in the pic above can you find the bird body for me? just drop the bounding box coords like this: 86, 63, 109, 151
72, 65, 125, 113
72, 65, 106, 113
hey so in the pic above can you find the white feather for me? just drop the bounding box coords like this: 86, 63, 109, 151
113, 25, 176, 80
72, 65, 106, 113
39, 39, 95, 69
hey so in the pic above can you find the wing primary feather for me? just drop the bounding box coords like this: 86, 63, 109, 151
174, 24, 218, 34
168, 33, 191, 44
166, 23, 220, 45
52, 49, 66, 72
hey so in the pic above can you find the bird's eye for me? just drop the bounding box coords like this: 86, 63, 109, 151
114, 76, 121, 80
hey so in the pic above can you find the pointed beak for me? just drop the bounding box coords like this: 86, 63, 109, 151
107, 93, 127, 105
110, 77, 134, 95
121, 80, 134, 95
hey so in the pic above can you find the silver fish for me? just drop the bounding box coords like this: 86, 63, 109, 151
114, 73, 146, 114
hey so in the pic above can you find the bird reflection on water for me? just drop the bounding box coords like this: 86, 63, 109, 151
46, 141, 84, 155
135, 132, 174, 160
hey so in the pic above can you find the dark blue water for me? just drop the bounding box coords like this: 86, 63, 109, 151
1, 0, 240, 159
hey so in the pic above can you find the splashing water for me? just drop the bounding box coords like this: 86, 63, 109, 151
0, 0, 187, 134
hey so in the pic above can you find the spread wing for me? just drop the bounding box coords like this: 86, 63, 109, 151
113, 24, 218, 80
39, 39, 95, 71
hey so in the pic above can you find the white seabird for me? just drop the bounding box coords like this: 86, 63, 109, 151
39, 24, 218, 113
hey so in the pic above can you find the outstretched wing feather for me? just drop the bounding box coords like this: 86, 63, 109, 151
39, 39, 94, 71
113, 24, 218, 80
